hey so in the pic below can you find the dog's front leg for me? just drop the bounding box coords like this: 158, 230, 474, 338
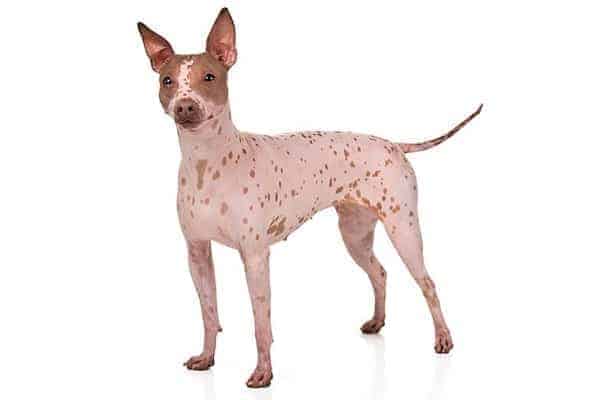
241, 248, 273, 388
184, 240, 221, 371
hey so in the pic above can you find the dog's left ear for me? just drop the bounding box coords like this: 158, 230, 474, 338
206, 8, 237, 69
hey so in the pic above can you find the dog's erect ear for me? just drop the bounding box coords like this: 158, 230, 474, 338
138, 22, 175, 72
206, 8, 237, 69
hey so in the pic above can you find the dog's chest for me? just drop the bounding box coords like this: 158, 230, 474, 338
176, 159, 242, 247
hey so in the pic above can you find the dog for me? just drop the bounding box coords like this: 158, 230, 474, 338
138, 8, 481, 388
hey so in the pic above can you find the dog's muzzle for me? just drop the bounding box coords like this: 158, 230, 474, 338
174, 98, 203, 128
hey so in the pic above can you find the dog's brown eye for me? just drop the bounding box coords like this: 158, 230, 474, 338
162, 76, 172, 86
204, 73, 215, 82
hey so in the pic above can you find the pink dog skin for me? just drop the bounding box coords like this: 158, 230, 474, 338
139, 8, 481, 388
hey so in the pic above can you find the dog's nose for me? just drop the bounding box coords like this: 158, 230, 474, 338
174, 98, 202, 125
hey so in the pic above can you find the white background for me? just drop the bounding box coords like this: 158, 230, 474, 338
1, 1, 599, 399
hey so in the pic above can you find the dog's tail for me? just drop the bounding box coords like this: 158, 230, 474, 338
398, 104, 483, 154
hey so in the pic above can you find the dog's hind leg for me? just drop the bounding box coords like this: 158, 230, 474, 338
381, 203, 453, 353
336, 203, 387, 334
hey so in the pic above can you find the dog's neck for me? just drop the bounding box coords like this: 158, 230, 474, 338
177, 103, 240, 161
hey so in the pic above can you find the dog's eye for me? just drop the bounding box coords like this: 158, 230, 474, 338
204, 73, 216, 82
162, 76, 172, 86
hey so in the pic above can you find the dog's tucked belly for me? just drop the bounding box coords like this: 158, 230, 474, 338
177, 130, 417, 250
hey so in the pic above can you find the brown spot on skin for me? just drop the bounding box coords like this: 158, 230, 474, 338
409, 211, 414, 217
336, 186, 344, 193
373, 170, 381, 177
196, 160, 207, 190
417, 276, 440, 308
250, 169, 255, 178
243, 217, 248, 224
267, 216, 287, 236
243, 187, 248, 194
228, 151, 233, 159
181, 177, 186, 186
220, 202, 228, 215
212, 170, 220, 180
350, 161, 356, 168
291, 189, 298, 197
222, 156, 227, 166
256, 234, 260, 240
344, 149, 350, 159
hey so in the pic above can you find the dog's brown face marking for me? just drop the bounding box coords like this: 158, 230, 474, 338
139, 9, 236, 129
189, 54, 228, 107
156, 54, 229, 126
157, 58, 180, 110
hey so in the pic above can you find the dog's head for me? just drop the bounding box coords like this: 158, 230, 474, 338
138, 8, 236, 129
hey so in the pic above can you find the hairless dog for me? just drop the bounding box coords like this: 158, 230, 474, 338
138, 8, 481, 388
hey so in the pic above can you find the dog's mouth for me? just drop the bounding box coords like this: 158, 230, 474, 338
175, 114, 218, 131
175, 117, 202, 129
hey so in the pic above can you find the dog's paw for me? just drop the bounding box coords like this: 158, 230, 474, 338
434, 329, 454, 354
183, 353, 214, 370
246, 367, 273, 388
360, 318, 385, 334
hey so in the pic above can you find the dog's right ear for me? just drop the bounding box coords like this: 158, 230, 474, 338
137, 22, 175, 72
